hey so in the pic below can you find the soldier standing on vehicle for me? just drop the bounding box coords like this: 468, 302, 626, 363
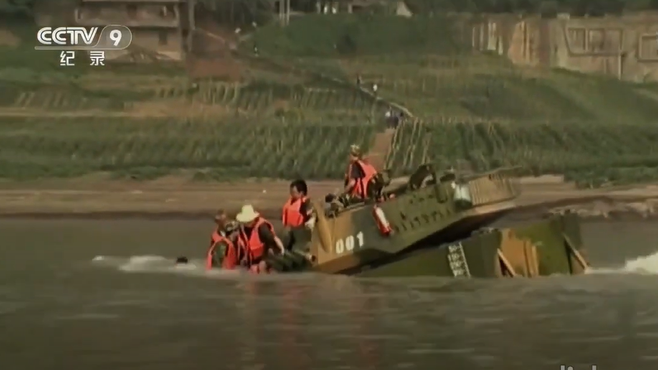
343, 145, 378, 202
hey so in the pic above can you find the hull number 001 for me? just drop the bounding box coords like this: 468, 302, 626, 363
335, 232, 365, 254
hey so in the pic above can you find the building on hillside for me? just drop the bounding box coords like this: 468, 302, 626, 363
467, 12, 658, 82
74, 0, 196, 62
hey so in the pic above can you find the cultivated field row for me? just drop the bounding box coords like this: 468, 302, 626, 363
0, 82, 389, 115
1, 117, 657, 187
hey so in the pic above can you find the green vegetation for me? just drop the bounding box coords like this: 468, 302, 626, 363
2, 12, 658, 186
404, 0, 658, 15
0, 117, 376, 180
2, 117, 657, 189
249, 17, 658, 120
0, 81, 127, 110
266, 53, 658, 121
172, 81, 385, 113
251, 14, 467, 57
388, 120, 658, 188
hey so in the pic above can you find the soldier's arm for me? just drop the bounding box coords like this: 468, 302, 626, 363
258, 224, 285, 254
299, 198, 313, 222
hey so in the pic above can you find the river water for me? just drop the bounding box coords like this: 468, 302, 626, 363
2, 219, 658, 370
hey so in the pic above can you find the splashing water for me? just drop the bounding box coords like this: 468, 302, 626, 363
90, 255, 322, 281
620, 251, 658, 274
93, 248, 658, 280
586, 250, 658, 275
91, 255, 237, 278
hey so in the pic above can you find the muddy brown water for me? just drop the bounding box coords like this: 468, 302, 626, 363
2, 218, 658, 370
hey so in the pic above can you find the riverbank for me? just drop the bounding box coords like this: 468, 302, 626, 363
1, 176, 658, 220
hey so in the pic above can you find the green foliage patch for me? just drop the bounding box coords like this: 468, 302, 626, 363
2, 13, 658, 188
0, 117, 375, 180
1, 116, 657, 187
250, 14, 468, 57
403, 0, 658, 16
267, 54, 658, 123
165, 81, 384, 113
387, 119, 658, 187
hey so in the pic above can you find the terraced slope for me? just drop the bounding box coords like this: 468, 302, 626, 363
386, 119, 658, 187
0, 115, 655, 187
158, 82, 386, 113
248, 17, 658, 123
8, 90, 125, 110
0, 117, 377, 180
2, 16, 658, 186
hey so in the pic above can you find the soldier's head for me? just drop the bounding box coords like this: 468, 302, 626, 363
349, 144, 361, 163
214, 209, 228, 228
290, 179, 308, 200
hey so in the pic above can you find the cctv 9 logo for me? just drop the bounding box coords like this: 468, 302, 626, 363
36, 25, 133, 50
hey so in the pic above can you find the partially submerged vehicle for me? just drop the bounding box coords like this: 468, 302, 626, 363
265, 164, 590, 277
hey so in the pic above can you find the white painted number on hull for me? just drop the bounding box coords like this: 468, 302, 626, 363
335, 232, 365, 254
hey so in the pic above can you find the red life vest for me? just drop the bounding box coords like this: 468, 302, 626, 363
239, 217, 274, 261
282, 196, 307, 227
205, 236, 241, 270
346, 159, 377, 198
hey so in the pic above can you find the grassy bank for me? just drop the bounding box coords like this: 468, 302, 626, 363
5, 17, 658, 123
2, 117, 657, 188
2, 15, 658, 186
0, 117, 376, 180
248, 16, 658, 121
250, 14, 468, 57
388, 119, 658, 188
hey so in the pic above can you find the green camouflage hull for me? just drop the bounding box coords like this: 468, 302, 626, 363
245, 165, 589, 277
266, 212, 588, 277
356, 212, 586, 277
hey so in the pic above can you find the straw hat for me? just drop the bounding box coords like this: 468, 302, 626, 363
350, 144, 362, 157
236, 204, 260, 223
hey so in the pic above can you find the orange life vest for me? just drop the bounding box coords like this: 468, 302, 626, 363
282, 196, 307, 227
206, 236, 241, 270
239, 217, 274, 261
346, 160, 377, 198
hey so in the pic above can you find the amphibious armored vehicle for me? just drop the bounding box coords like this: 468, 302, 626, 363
265, 164, 589, 277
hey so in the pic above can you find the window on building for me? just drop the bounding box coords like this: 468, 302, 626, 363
159, 31, 168, 45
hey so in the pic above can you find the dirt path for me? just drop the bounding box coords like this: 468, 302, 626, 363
1, 176, 658, 219
367, 128, 395, 171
